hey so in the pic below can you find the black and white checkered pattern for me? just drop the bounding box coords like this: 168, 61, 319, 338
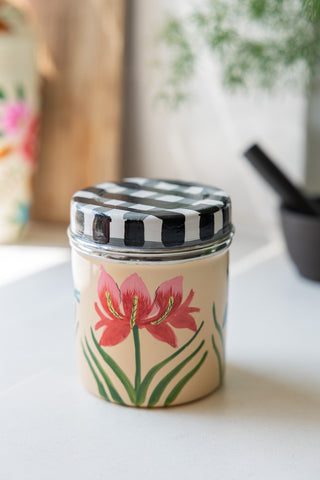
70, 177, 232, 249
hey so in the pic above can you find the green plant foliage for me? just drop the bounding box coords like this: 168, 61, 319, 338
159, 0, 320, 103
158, 16, 195, 106
303, 0, 320, 21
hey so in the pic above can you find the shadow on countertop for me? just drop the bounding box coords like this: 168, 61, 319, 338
162, 364, 320, 426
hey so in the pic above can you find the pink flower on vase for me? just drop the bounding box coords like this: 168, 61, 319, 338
1, 101, 31, 135
20, 115, 40, 167
94, 268, 200, 348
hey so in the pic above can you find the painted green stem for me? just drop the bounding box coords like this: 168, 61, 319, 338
132, 325, 141, 393
88, 320, 205, 407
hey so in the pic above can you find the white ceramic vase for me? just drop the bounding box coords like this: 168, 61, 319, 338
0, 3, 39, 243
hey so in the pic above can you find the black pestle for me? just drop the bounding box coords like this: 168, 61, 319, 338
244, 144, 319, 216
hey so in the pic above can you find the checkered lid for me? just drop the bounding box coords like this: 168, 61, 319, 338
70, 177, 232, 251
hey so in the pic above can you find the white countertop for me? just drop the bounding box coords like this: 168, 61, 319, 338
0, 225, 319, 479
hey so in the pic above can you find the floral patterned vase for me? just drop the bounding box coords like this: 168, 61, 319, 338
0, 3, 39, 243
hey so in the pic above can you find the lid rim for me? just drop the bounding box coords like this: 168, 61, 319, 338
68, 227, 234, 259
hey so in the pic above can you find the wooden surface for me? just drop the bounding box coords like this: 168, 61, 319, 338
32, 0, 126, 222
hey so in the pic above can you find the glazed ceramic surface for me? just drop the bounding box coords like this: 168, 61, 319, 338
70, 177, 233, 407
0, 4, 39, 243
72, 248, 229, 407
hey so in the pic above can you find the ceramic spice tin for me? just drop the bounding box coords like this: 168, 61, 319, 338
69, 178, 234, 407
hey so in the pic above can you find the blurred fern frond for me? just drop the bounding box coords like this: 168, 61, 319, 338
159, 0, 320, 105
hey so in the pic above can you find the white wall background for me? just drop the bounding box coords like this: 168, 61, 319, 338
123, 0, 306, 241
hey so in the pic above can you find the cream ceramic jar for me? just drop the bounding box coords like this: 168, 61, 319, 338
69, 178, 233, 407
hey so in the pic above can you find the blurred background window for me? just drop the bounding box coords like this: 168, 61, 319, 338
123, 0, 320, 242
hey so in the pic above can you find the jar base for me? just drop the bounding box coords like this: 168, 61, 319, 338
81, 378, 223, 409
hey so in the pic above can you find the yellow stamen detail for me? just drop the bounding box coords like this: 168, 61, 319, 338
106, 292, 122, 319
130, 295, 138, 328
151, 296, 174, 325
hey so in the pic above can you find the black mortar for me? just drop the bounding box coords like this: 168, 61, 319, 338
280, 198, 320, 282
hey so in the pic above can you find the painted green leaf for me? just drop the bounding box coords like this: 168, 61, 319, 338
137, 321, 204, 405
91, 328, 136, 404
85, 338, 125, 405
148, 340, 205, 407
81, 342, 109, 401
0, 89, 5, 100
212, 302, 224, 349
164, 351, 208, 406
211, 333, 223, 386
16, 85, 25, 100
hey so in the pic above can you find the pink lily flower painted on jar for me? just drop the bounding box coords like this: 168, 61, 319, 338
94, 268, 200, 348
78, 267, 210, 407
